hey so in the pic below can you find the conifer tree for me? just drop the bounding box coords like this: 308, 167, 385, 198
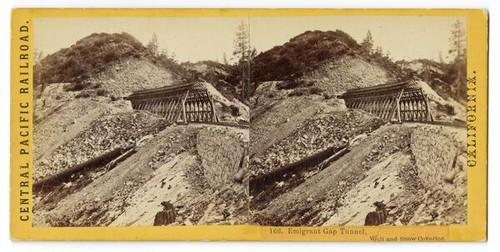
449, 19, 466, 60
147, 33, 159, 57
360, 30, 374, 55
233, 20, 255, 101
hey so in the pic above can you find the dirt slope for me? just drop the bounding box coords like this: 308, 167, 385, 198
251, 109, 384, 176
252, 124, 467, 226
36, 32, 149, 85
34, 83, 136, 177
250, 96, 323, 159
252, 30, 395, 96
303, 55, 393, 95
34, 124, 249, 227
416, 80, 466, 121
201, 81, 250, 122
249, 79, 383, 165
88, 58, 179, 97
322, 152, 411, 226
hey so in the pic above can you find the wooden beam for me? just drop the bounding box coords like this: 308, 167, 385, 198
396, 89, 404, 122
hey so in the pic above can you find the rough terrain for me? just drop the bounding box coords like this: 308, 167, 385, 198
33, 81, 249, 227
33, 29, 468, 229
33, 32, 250, 227
33, 83, 249, 226
34, 123, 249, 227
251, 123, 467, 226
88, 58, 178, 97
248, 31, 467, 226
303, 55, 393, 95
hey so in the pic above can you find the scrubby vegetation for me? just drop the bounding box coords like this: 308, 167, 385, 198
396, 58, 467, 103
250, 29, 466, 103
34, 32, 191, 93
252, 30, 360, 82
249, 30, 405, 96
36, 33, 148, 86
251, 30, 404, 83
33, 27, 466, 104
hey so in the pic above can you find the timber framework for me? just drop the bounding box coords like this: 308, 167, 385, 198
126, 82, 218, 123
339, 80, 434, 122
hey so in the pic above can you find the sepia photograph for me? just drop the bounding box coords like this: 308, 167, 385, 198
32, 17, 251, 227
2, 3, 494, 249
247, 16, 468, 227
31, 14, 469, 228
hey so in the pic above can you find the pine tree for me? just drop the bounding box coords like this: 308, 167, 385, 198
233, 20, 255, 101
360, 30, 374, 55
449, 19, 466, 60
372, 46, 383, 58
223, 52, 228, 65
385, 50, 391, 60
160, 48, 169, 58
147, 33, 159, 57
448, 19, 467, 102
170, 52, 177, 63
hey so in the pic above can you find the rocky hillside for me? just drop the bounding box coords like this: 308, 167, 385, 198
34, 123, 249, 227
183, 60, 243, 103
88, 58, 177, 97
33, 82, 250, 226
38, 33, 150, 84
253, 30, 361, 82
398, 58, 467, 103
252, 30, 396, 96
34, 32, 248, 121
303, 56, 392, 95
252, 124, 467, 226
33, 32, 251, 227
248, 29, 395, 163
35, 32, 182, 97
250, 30, 465, 124
249, 30, 467, 227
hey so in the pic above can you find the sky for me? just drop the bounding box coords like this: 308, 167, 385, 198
34, 15, 465, 63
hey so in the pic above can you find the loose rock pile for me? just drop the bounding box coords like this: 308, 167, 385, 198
148, 127, 199, 171
89, 58, 178, 97
304, 56, 393, 95
35, 111, 169, 181
251, 110, 385, 176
